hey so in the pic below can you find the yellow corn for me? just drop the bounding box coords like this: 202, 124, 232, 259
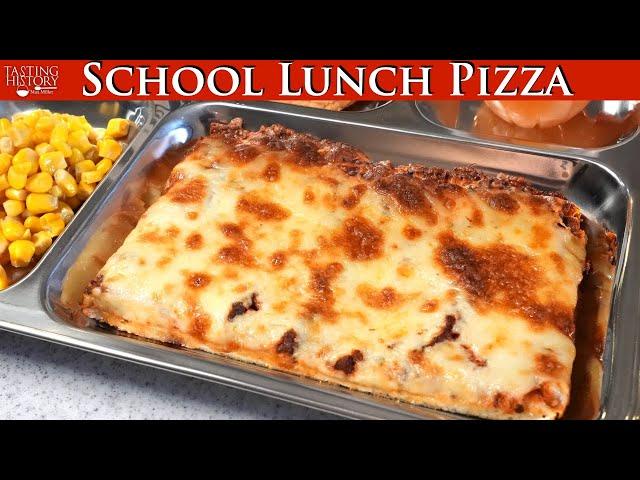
49, 185, 64, 198
39, 213, 65, 237
0, 118, 11, 136
49, 123, 68, 145
35, 142, 55, 156
73, 159, 95, 181
95, 158, 113, 177
0, 231, 8, 254
68, 130, 93, 153
106, 118, 130, 139
57, 201, 74, 224
34, 115, 55, 133
77, 181, 94, 200
0, 137, 14, 155
51, 140, 72, 158
33, 231, 52, 256
80, 170, 103, 184
1, 217, 25, 241
12, 148, 38, 175
7, 166, 28, 189
24, 216, 41, 232
97, 139, 122, 160
0, 264, 8, 290
30, 131, 51, 145
5, 188, 27, 201
84, 146, 98, 161
25, 172, 53, 193
0, 174, 9, 191
3, 200, 25, 217
89, 128, 105, 143
69, 148, 84, 166
0, 153, 11, 174
53, 169, 77, 197
39, 151, 67, 174
8, 239, 35, 267
21, 228, 31, 240
9, 122, 32, 148
26, 193, 58, 214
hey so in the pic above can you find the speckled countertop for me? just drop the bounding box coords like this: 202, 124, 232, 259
0, 330, 337, 420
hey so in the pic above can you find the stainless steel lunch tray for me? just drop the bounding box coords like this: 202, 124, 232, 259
0, 100, 638, 420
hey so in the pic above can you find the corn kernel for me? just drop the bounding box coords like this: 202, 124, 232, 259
30, 131, 50, 145
84, 146, 98, 161
69, 148, 84, 166
51, 140, 72, 158
95, 158, 113, 177
35, 115, 55, 133
25, 172, 53, 193
0, 153, 11, 174
0, 264, 8, 290
35, 142, 55, 156
1, 217, 25, 241
33, 231, 52, 256
5, 188, 27, 201
39, 151, 67, 174
89, 128, 105, 143
39, 213, 65, 237
73, 159, 96, 181
65, 196, 81, 209
8, 239, 35, 267
0, 118, 11, 136
53, 169, 78, 197
12, 148, 38, 175
9, 122, 32, 148
68, 130, 93, 153
49, 185, 64, 198
80, 170, 103, 184
97, 139, 122, 160
0, 233, 7, 254
57, 201, 74, 224
24, 216, 41, 232
12, 161, 32, 176
7, 166, 28, 189
21, 228, 31, 240
0, 174, 9, 191
3, 200, 25, 217
106, 118, 130, 139
77, 182, 95, 200
50, 123, 68, 145
0, 137, 14, 155
26, 193, 58, 214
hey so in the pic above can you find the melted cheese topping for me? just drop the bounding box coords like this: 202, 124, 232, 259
84, 125, 587, 419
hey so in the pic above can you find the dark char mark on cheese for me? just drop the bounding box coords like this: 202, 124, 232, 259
227, 293, 260, 321
276, 329, 298, 355
426, 315, 460, 347
334, 350, 364, 375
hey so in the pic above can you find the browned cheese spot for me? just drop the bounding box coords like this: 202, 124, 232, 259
333, 350, 364, 375
237, 193, 291, 221
186, 211, 198, 220
523, 382, 563, 409
303, 188, 315, 204
484, 192, 520, 214
216, 223, 255, 266
470, 208, 484, 227
169, 177, 207, 203
275, 329, 298, 355
435, 232, 575, 338
530, 224, 551, 249
336, 216, 384, 261
342, 184, 367, 209
420, 299, 439, 313
402, 224, 422, 240
375, 175, 437, 224
461, 344, 487, 367
270, 251, 287, 269
302, 262, 344, 320
186, 272, 211, 289
186, 232, 203, 249
549, 252, 565, 274
535, 353, 564, 376
262, 161, 281, 182
164, 169, 185, 192
138, 226, 180, 243
426, 315, 460, 347
356, 284, 404, 310
156, 256, 172, 268
185, 296, 211, 341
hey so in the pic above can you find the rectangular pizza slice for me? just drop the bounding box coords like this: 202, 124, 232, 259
82, 118, 587, 419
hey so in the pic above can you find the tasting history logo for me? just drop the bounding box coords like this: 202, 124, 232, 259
3, 65, 59, 97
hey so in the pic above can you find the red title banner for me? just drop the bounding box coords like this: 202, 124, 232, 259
1, 60, 639, 101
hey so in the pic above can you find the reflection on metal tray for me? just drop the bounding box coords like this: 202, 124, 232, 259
0, 100, 638, 420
